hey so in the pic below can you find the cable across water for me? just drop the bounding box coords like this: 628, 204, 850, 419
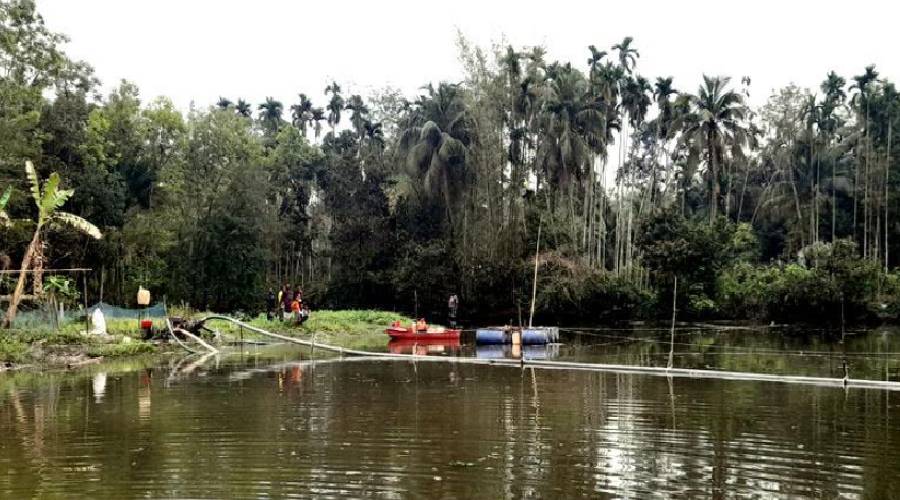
194, 315, 900, 392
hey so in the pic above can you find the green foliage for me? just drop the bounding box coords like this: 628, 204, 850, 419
639, 210, 757, 316
6, 1, 900, 329
537, 254, 656, 322
0, 336, 28, 363
718, 240, 883, 323
86, 340, 155, 358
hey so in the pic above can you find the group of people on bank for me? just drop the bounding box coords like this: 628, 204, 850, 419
264, 288, 460, 327
266, 284, 307, 324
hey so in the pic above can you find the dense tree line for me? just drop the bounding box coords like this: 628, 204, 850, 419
3, 0, 900, 324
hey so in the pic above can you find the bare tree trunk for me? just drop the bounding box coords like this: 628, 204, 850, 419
814, 137, 820, 243
708, 135, 718, 223
832, 149, 837, 242
864, 105, 871, 258
854, 141, 860, 246
736, 166, 750, 222
886, 119, 892, 272
788, 162, 805, 250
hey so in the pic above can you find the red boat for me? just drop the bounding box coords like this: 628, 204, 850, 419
388, 338, 461, 355
385, 323, 461, 341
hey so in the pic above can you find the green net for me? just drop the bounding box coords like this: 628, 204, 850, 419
83, 302, 167, 320
0, 301, 168, 330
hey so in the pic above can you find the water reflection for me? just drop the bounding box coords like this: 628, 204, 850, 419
138, 370, 151, 422
91, 372, 106, 403
559, 325, 900, 380
388, 338, 461, 355
0, 333, 898, 497
475, 344, 561, 360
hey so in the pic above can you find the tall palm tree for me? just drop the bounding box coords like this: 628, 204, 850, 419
310, 107, 326, 144
400, 83, 473, 228
325, 81, 344, 138
290, 93, 314, 135
650, 76, 678, 201
258, 97, 284, 135
537, 65, 595, 192
677, 75, 752, 222
3, 162, 102, 327
216, 97, 233, 109
345, 94, 369, 138
622, 75, 652, 127
822, 71, 847, 108
364, 120, 385, 149
850, 65, 879, 255
653, 77, 677, 138
235, 99, 252, 118
611, 37, 639, 74
820, 71, 846, 240
879, 82, 899, 270
587, 45, 608, 74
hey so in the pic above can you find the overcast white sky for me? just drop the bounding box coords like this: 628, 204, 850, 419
38, 0, 900, 112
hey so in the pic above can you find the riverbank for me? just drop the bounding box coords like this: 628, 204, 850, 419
0, 319, 157, 372
192, 309, 414, 350
0, 309, 414, 372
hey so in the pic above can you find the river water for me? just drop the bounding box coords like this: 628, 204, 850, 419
1, 325, 899, 498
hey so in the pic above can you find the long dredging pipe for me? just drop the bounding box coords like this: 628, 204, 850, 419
197, 315, 900, 392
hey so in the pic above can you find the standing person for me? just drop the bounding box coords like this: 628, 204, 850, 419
291, 295, 302, 324
282, 285, 294, 320
266, 288, 277, 321
448, 294, 459, 327
277, 284, 287, 312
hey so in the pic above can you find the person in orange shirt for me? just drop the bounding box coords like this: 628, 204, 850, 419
291, 297, 302, 324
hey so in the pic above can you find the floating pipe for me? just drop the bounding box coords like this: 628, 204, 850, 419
197, 316, 900, 392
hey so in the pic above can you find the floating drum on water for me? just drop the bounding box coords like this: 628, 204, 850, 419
522, 327, 559, 344
475, 328, 508, 345
521, 328, 549, 345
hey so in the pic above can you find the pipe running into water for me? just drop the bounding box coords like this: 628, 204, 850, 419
197, 316, 900, 392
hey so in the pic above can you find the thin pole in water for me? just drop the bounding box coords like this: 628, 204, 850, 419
668, 277, 678, 370
528, 218, 542, 329
841, 296, 849, 385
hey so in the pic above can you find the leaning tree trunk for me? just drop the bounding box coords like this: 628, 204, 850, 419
3, 228, 42, 328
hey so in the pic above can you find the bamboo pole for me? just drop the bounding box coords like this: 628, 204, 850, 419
528, 218, 542, 328
667, 277, 678, 370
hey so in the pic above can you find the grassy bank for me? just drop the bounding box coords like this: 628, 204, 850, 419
192, 309, 414, 350
0, 326, 156, 369
0, 309, 414, 371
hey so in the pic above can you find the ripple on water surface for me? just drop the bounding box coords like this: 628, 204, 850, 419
0, 353, 899, 498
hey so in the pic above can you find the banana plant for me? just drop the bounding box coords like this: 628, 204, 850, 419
3, 161, 101, 328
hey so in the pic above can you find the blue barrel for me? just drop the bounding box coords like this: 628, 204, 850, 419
521, 328, 550, 345
476, 328, 508, 345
